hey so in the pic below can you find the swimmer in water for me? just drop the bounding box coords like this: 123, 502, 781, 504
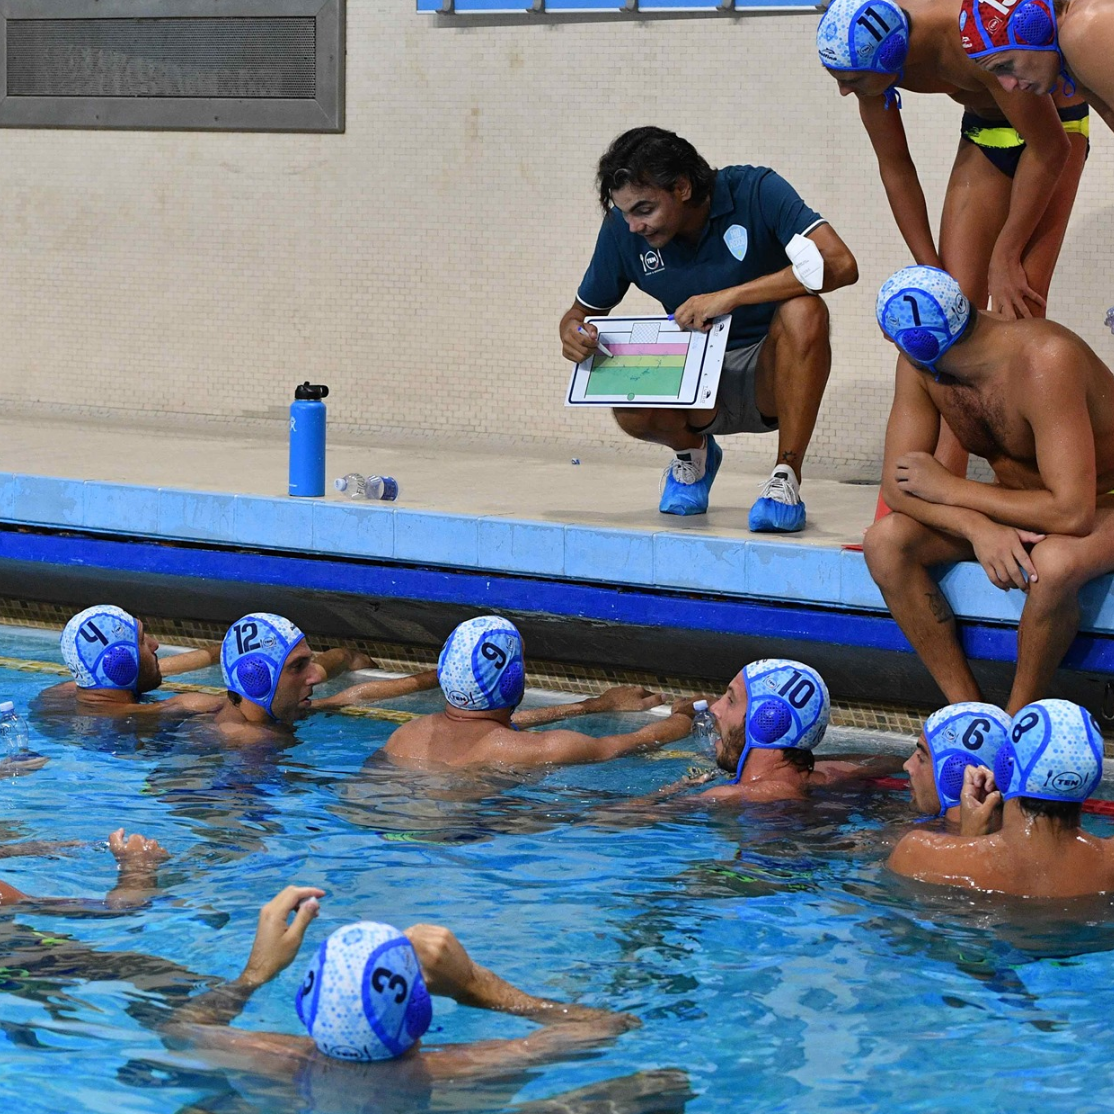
211, 613, 446, 744
159, 884, 637, 1103
679, 659, 905, 804
903, 702, 1011, 824
864, 265, 1114, 713
0, 828, 169, 910
960, 0, 1114, 137
889, 699, 1114, 895
382, 615, 694, 770
35, 605, 225, 718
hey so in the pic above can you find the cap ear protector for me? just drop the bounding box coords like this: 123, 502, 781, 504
60, 605, 141, 692
923, 702, 1011, 815
959, 0, 1057, 56
731, 659, 830, 784
996, 700, 1104, 804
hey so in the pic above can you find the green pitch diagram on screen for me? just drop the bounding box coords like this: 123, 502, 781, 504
566, 315, 730, 409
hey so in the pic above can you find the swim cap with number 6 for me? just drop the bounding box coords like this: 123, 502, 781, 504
924, 702, 1010, 815
817, 0, 909, 73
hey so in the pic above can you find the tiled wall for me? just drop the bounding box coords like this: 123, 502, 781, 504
1, 5, 1111, 478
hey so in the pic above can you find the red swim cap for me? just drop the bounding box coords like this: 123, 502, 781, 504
958, 0, 1058, 58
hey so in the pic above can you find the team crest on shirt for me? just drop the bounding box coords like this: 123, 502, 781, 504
724, 224, 748, 261
640, 250, 665, 275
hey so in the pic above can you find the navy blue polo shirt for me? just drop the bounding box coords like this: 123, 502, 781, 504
576, 165, 825, 350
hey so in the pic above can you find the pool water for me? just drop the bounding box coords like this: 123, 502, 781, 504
2, 624, 1114, 1113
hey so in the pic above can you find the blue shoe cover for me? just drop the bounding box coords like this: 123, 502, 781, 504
659, 436, 723, 516
748, 496, 806, 533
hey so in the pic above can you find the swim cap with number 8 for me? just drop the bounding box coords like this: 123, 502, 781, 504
994, 699, 1103, 803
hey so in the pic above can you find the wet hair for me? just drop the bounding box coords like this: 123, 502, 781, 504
783, 748, 816, 774
227, 691, 242, 707
1018, 796, 1082, 825
597, 127, 715, 213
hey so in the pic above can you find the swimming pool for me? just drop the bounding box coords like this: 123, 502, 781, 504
2, 623, 1114, 1114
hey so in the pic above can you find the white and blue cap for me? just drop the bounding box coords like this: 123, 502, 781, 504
295, 921, 432, 1062
221, 613, 305, 719
923, 702, 1011, 816
732, 659, 830, 784
60, 605, 141, 691
437, 615, 525, 711
994, 700, 1104, 804
817, 0, 909, 107
877, 265, 971, 377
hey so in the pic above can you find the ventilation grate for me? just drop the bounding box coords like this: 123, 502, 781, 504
6, 17, 317, 99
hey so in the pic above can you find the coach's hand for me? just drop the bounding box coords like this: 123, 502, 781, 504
673, 290, 736, 333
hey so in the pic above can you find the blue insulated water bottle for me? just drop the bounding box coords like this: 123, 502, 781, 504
289, 382, 329, 497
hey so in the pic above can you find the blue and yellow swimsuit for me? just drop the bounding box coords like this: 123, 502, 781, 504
960, 103, 1089, 178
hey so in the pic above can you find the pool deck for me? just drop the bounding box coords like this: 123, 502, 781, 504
2, 413, 1114, 637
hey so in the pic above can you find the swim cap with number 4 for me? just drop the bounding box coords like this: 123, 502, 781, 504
994, 699, 1103, 803
60, 604, 140, 691
877, 266, 971, 371
817, 0, 909, 74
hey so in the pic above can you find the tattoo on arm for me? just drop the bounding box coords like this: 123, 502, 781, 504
926, 590, 954, 624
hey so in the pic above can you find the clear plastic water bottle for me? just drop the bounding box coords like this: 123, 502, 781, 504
1106, 307, 1114, 335
333, 473, 400, 501
0, 701, 30, 760
691, 699, 720, 751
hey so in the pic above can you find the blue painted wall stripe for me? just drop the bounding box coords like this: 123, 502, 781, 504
3, 527, 1113, 671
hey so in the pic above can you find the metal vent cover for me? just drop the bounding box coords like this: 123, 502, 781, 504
0, 0, 343, 131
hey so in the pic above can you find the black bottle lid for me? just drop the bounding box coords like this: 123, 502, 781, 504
294, 382, 329, 401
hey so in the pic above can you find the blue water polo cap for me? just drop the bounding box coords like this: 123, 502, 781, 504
437, 615, 526, 711
994, 700, 1104, 804
221, 612, 305, 718
731, 659, 830, 783
60, 605, 140, 691
817, 0, 908, 106
877, 265, 971, 375
817, 0, 908, 71
923, 702, 1011, 815
295, 921, 432, 1062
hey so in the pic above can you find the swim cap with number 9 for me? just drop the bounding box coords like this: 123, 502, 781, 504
437, 615, 525, 711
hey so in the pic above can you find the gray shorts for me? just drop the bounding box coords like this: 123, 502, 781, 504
697, 337, 778, 437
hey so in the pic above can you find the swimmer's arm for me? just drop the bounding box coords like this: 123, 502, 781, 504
511, 686, 666, 729
987, 86, 1071, 317
159, 644, 220, 677
0, 838, 82, 859
672, 225, 856, 331
1059, 13, 1114, 131
405, 924, 637, 1077
880, 361, 992, 536
857, 93, 941, 267
812, 753, 908, 783
312, 648, 376, 681
167, 884, 325, 1029
311, 668, 439, 710
0, 829, 169, 913
525, 712, 694, 766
